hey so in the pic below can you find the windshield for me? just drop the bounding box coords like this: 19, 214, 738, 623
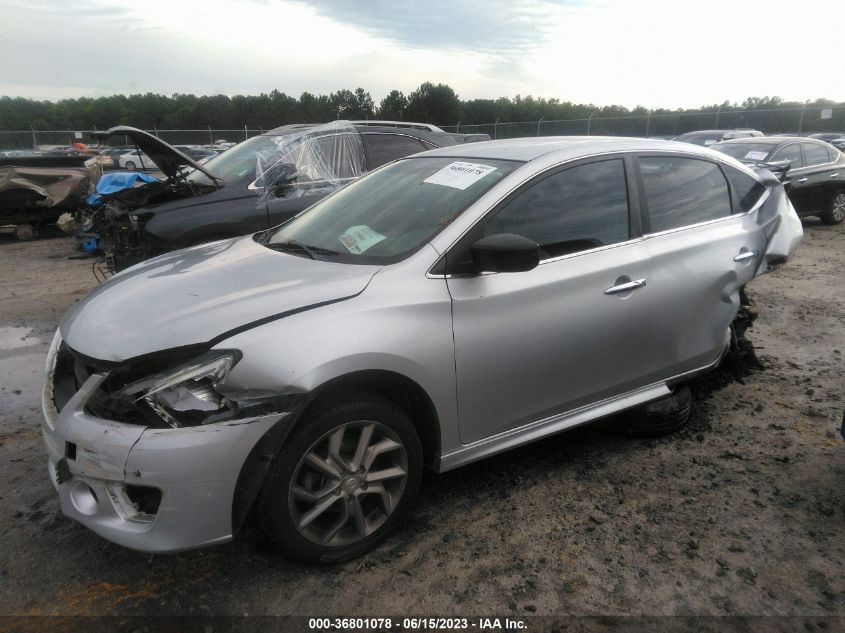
711, 142, 778, 162
186, 135, 283, 185
262, 156, 520, 264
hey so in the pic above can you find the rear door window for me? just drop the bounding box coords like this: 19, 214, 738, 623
485, 158, 630, 258
639, 156, 731, 232
362, 134, 430, 169
802, 142, 832, 166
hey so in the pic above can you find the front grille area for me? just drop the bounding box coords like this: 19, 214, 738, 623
52, 343, 188, 427
52, 344, 82, 413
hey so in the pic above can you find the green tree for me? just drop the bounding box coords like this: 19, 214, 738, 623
378, 90, 407, 120
405, 82, 461, 125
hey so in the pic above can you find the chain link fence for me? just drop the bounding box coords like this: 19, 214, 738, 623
439, 104, 845, 139
2, 105, 844, 149
0, 128, 267, 151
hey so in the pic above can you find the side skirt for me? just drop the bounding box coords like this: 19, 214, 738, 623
435, 382, 671, 473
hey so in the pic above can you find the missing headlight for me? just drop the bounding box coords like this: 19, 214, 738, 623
114, 351, 240, 428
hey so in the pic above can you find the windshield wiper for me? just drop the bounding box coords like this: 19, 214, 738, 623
265, 240, 339, 259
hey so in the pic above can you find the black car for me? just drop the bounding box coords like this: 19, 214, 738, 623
90, 122, 489, 271
711, 136, 845, 225
674, 129, 763, 146
808, 132, 845, 143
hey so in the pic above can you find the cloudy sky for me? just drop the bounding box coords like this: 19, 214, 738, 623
1, 0, 843, 109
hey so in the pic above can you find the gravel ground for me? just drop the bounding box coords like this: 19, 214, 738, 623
0, 223, 842, 618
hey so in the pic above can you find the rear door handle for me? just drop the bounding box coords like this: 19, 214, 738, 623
604, 278, 646, 295
733, 250, 758, 262
796, 177, 808, 183
829, 173, 840, 178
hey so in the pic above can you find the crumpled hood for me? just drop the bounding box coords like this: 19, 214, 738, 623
61, 236, 379, 362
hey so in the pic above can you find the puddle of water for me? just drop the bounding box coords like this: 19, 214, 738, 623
0, 326, 40, 350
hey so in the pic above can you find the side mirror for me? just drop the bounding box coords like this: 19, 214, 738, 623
258, 162, 298, 197
469, 233, 540, 273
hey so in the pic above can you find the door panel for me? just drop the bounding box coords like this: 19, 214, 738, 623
801, 142, 838, 210
446, 156, 649, 444
447, 242, 653, 444
636, 154, 764, 379
774, 144, 814, 212
640, 218, 764, 377
266, 193, 323, 228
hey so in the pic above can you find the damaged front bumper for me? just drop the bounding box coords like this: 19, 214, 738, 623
41, 334, 293, 553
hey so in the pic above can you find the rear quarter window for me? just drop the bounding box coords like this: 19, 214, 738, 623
639, 156, 731, 232
722, 165, 766, 213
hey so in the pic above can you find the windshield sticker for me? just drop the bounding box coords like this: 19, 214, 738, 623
423, 161, 497, 190
339, 225, 386, 254
703, 139, 717, 146
744, 150, 769, 161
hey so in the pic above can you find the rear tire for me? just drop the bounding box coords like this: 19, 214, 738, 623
13, 224, 34, 241
617, 384, 692, 438
821, 190, 845, 225
124, 160, 136, 171
257, 393, 423, 563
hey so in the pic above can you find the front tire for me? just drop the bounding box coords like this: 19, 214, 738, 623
821, 190, 845, 225
257, 393, 423, 563
124, 160, 137, 171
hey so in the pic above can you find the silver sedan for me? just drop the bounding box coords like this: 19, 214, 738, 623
42, 137, 802, 562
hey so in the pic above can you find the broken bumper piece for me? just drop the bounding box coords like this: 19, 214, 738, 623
42, 365, 291, 553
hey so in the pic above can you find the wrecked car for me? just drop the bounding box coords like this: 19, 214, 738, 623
0, 164, 92, 240
710, 136, 845, 225
87, 121, 489, 272
42, 137, 802, 562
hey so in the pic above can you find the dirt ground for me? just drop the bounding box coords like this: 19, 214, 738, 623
0, 222, 842, 619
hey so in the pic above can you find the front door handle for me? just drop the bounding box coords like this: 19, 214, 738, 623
796, 177, 808, 183
829, 173, 840, 178
604, 278, 646, 295
733, 250, 758, 262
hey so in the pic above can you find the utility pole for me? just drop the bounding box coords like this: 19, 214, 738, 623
586, 113, 594, 135
645, 110, 652, 137
537, 117, 544, 136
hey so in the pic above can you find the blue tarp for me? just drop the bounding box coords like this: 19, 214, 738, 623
87, 171, 159, 208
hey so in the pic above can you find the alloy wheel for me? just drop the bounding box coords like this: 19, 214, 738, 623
288, 421, 408, 547
833, 193, 845, 222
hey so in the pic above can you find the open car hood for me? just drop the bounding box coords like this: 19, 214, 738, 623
94, 126, 219, 182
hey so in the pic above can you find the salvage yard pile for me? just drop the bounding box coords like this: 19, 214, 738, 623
0, 219, 842, 615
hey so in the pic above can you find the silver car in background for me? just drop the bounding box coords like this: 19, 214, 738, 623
42, 137, 803, 562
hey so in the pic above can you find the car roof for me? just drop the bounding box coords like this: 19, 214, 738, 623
263, 122, 440, 137
414, 136, 721, 163
716, 136, 817, 145
261, 121, 482, 148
